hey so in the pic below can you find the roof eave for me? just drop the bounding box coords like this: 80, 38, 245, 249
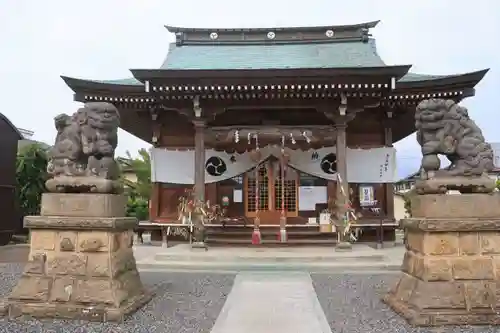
0, 113, 23, 140
164, 21, 380, 34
131, 65, 412, 82
397, 69, 489, 90
61, 76, 145, 93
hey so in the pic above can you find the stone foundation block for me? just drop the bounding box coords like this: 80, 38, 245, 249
24, 216, 137, 231
411, 193, 500, 218
41, 193, 127, 218
3, 208, 151, 322
384, 199, 500, 326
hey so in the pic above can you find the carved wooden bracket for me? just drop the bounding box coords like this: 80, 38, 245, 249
174, 107, 227, 122
173, 97, 227, 123
320, 96, 381, 125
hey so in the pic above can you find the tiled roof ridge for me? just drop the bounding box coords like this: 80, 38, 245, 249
164, 21, 380, 33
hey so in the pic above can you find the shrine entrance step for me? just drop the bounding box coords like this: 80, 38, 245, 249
134, 243, 404, 273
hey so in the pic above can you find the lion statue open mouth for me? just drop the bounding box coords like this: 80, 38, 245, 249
414, 99, 495, 194
46, 102, 122, 194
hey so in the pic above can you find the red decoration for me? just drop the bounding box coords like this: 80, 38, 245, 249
252, 229, 261, 245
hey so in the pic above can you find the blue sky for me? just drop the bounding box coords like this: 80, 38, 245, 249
1, 0, 498, 179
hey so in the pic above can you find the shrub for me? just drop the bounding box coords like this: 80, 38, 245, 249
126, 197, 149, 221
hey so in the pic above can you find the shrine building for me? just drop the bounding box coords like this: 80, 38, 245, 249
62, 21, 487, 245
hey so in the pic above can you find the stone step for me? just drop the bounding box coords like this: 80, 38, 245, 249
136, 260, 402, 273
153, 250, 385, 263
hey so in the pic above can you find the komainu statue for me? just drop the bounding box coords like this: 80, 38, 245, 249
415, 98, 495, 194
46, 102, 122, 193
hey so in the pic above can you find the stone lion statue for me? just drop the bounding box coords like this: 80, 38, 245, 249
415, 99, 495, 194
46, 102, 122, 193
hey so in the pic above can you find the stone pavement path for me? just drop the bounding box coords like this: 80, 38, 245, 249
210, 272, 332, 333
0, 244, 28, 263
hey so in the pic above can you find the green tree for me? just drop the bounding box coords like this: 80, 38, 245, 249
403, 189, 416, 217
16, 143, 49, 216
118, 148, 152, 200
118, 149, 152, 221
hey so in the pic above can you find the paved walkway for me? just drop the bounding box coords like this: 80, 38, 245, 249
0, 244, 29, 263
211, 272, 332, 333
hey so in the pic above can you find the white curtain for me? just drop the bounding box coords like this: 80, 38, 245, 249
150, 146, 397, 184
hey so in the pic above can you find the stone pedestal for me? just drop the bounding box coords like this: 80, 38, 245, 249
1, 193, 152, 322
383, 193, 500, 326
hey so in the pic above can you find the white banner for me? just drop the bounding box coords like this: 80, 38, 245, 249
150, 146, 397, 184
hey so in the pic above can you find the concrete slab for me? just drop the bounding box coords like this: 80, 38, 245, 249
210, 272, 332, 333
133, 243, 405, 273
154, 243, 393, 262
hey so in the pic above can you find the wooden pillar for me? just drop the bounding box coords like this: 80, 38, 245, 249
335, 120, 349, 202
252, 160, 262, 245
149, 107, 162, 221
193, 120, 206, 202
279, 154, 287, 242
384, 113, 395, 220
149, 183, 161, 221
335, 119, 352, 250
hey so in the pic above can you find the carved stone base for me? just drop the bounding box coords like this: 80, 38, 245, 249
3, 194, 152, 322
46, 176, 122, 194
384, 193, 500, 326
415, 175, 496, 194
411, 193, 500, 219
41, 193, 127, 218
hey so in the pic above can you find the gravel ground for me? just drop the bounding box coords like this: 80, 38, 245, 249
0, 264, 235, 333
1, 264, 499, 333
311, 273, 499, 333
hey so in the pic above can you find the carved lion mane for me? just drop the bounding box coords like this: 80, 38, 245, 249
415, 99, 493, 179
46, 102, 121, 193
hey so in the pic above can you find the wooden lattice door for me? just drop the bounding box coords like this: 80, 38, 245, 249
245, 161, 298, 221
245, 163, 270, 217
273, 163, 298, 217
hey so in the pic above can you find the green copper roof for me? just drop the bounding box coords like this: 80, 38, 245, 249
93, 77, 142, 85
161, 39, 385, 70
64, 35, 487, 87
399, 73, 450, 82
